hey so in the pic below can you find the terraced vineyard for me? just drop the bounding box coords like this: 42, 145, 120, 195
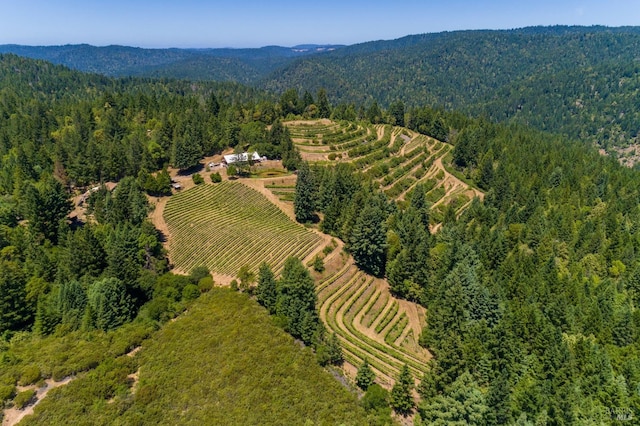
163, 181, 323, 276
285, 119, 483, 225
317, 257, 431, 387
282, 119, 485, 388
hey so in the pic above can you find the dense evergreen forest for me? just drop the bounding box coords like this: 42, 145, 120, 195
294, 111, 640, 423
4, 26, 640, 150
0, 52, 304, 341
2, 44, 640, 424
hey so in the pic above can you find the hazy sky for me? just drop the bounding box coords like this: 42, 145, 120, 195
0, 0, 638, 48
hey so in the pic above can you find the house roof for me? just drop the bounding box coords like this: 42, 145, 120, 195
223, 151, 261, 164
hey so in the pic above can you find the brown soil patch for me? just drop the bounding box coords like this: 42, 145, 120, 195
127, 369, 140, 396
69, 181, 117, 223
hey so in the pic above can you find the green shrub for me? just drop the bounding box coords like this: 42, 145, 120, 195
14, 389, 36, 409
189, 266, 210, 284
19, 365, 41, 386
328, 153, 337, 161
361, 384, 389, 412
0, 385, 16, 402
141, 296, 172, 323
210, 172, 222, 183
197, 276, 214, 293
192, 173, 204, 185
52, 366, 68, 382
313, 255, 325, 273
182, 284, 200, 301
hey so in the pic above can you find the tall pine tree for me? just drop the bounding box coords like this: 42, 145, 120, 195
294, 161, 315, 223
390, 364, 414, 416
349, 192, 387, 277
256, 262, 277, 314
356, 358, 377, 390
275, 257, 319, 344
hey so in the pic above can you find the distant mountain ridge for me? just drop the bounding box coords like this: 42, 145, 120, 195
0, 43, 344, 83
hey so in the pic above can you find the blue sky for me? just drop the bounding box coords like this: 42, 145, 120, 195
0, 0, 639, 48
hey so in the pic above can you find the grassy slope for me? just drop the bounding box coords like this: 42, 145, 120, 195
22, 289, 368, 425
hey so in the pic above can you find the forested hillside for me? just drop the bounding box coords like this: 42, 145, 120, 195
262, 26, 640, 149
289, 112, 640, 423
0, 55, 380, 424
2, 50, 640, 424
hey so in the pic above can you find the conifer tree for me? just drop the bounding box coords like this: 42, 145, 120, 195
294, 161, 315, 223
349, 193, 387, 277
316, 88, 331, 118
206, 92, 220, 116
301, 91, 314, 110
23, 176, 72, 244
418, 371, 488, 424
171, 136, 201, 171
390, 364, 414, 415
256, 262, 277, 314
275, 257, 319, 344
0, 260, 31, 334
356, 358, 376, 390
388, 100, 405, 126
326, 332, 344, 366
417, 370, 438, 401
485, 370, 511, 426
58, 279, 88, 328
281, 130, 301, 171
87, 277, 132, 332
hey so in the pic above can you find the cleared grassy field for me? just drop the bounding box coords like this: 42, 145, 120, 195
163, 181, 322, 276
